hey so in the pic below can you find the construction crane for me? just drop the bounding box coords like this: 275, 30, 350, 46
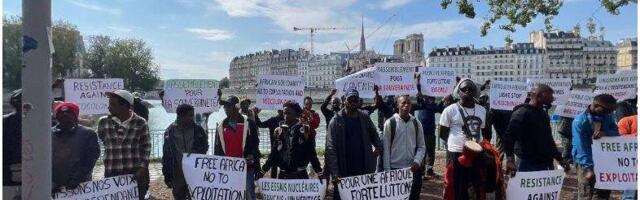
293, 27, 351, 55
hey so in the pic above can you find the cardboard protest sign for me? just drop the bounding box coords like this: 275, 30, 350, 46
335, 67, 376, 98
489, 80, 528, 111
592, 136, 637, 190
64, 79, 124, 115
53, 175, 138, 200
257, 178, 327, 199
526, 78, 572, 106
554, 90, 595, 118
182, 154, 247, 199
418, 67, 456, 97
506, 170, 565, 200
256, 75, 305, 110
595, 72, 637, 101
162, 79, 219, 113
337, 168, 413, 200
374, 63, 418, 96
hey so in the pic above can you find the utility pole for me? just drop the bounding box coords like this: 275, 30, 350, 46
22, 0, 52, 199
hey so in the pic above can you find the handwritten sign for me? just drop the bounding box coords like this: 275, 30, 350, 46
374, 63, 418, 96
337, 168, 413, 200
418, 67, 456, 97
335, 67, 376, 98
595, 72, 637, 101
526, 78, 572, 106
53, 175, 138, 200
506, 170, 565, 200
256, 75, 305, 110
162, 79, 219, 113
489, 80, 528, 111
592, 136, 638, 190
257, 178, 326, 199
64, 79, 124, 115
554, 91, 595, 118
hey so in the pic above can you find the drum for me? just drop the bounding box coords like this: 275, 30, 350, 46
458, 140, 483, 167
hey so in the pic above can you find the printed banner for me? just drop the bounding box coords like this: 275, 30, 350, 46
52, 175, 138, 200
554, 91, 595, 118
592, 136, 637, 190
337, 168, 413, 200
182, 154, 247, 199
335, 67, 376, 98
374, 63, 418, 96
257, 178, 327, 199
256, 75, 305, 110
506, 170, 565, 200
595, 72, 637, 101
489, 81, 528, 111
418, 67, 456, 97
526, 78, 572, 106
64, 79, 124, 115
162, 79, 219, 113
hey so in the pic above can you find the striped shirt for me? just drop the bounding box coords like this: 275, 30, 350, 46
97, 112, 150, 177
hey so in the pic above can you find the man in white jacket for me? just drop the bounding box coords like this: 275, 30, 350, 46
383, 95, 426, 200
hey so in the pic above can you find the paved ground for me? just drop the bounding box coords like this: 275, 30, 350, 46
94, 152, 622, 200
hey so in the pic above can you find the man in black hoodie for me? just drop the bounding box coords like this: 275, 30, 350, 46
504, 84, 570, 175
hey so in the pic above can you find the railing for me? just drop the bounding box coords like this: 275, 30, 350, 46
98, 122, 563, 161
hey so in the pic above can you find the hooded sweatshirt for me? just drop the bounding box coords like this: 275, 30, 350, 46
504, 104, 561, 162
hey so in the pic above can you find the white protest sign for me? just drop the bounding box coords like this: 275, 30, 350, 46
337, 168, 413, 200
554, 90, 595, 118
162, 79, 219, 113
489, 80, 528, 111
595, 72, 637, 101
335, 67, 376, 98
526, 78, 572, 106
418, 67, 456, 97
256, 75, 305, 110
257, 178, 327, 199
506, 170, 565, 200
374, 63, 418, 96
592, 136, 638, 190
64, 79, 124, 115
182, 154, 247, 199
52, 175, 138, 200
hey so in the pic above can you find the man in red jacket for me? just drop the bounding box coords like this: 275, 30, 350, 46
301, 96, 323, 175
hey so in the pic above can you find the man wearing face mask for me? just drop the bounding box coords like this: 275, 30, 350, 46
572, 94, 619, 199
504, 84, 570, 176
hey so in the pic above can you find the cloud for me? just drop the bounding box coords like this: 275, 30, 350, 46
64, 0, 122, 15
106, 26, 133, 33
380, 0, 413, 10
185, 28, 235, 41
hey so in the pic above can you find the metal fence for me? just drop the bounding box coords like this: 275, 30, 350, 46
99, 122, 563, 161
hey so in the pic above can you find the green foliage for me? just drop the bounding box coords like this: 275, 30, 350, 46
51, 20, 82, 78
219, 77, 230, 88
3, 16, 23, 90
587, 17, 597, 35
573, 23, 581, 37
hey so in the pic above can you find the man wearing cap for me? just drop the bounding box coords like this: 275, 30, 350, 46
97, 89, 151, 200
3, 89, 23, 196
325, 89, 383, 200
51, 102, 100, 194
215, 95, 260, 200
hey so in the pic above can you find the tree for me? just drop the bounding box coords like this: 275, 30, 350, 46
51, 21, 82, 78
440, 0, 634, 38
587, 17, 597, 36
219, 77, 230, 88
85, 35, 111, 78
104, 38, 159, 92
573, 23, 581, 37
3, 16, 22, 90
504, 34, 513, 47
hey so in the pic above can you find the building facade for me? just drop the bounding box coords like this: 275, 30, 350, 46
582, 37, 617, 84
472, 43, 545, 83
393, 33, 425, 63
229, 48, 309, 89
300, 53, 347, 89
426, 46, 475, 79
617, 38, 637, 70
530, 31, 585, 84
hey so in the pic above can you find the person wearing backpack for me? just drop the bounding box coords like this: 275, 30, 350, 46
382, 95, 426, 200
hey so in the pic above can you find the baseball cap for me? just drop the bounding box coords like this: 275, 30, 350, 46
345, 89, 359, 98
106, 89, 134, 105
220, 95, 240, 106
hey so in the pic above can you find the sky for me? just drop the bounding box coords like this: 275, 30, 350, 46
3, 0, 638, 80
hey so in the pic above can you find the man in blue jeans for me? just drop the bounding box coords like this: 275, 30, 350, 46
504, 84, 570, 175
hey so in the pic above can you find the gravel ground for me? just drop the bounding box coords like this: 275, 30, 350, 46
95, 152, 622, 200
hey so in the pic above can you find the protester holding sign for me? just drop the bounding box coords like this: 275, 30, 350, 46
215, 95, 261, 200
98, 90, 151, 200
302, 97, 323, 174
382, 95, 426, 200
572, 94, 619, 199
252, 107, 284, 178
504, 84, 570, 175
161, 104, 209, 199
51, 102, 100, 194
414, 81, 446, 177
325, 89, 383, 200
260, 101, 322, 179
